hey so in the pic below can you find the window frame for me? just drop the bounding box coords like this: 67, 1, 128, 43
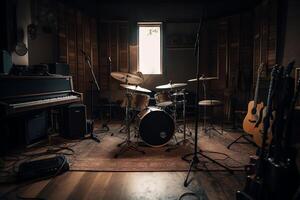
137, 22, 163, 75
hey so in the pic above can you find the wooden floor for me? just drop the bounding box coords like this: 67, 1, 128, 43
1, 171, 244, 200
0, 121, 251, 200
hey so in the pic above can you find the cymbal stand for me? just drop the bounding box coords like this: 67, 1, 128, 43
182, 12, 233, 187
114, 76, 145, 158
201, 80, 222, 136
166, 91, 193, 152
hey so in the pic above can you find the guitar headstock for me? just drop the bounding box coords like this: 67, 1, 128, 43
257, 63, 264, 75
284, 60, 296, 77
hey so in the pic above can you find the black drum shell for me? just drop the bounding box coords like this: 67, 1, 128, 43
138, 107, 174, 147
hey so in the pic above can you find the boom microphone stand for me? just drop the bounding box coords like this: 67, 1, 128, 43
81, 50, 101, 143
182, 11, 233, 187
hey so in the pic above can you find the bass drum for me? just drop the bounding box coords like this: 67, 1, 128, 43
138, 107, 175, 147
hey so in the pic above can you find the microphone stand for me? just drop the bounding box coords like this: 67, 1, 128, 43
182, 10, 233, 187
81, 50, 101, 143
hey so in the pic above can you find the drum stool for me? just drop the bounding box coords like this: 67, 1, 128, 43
198, 99, 223, 135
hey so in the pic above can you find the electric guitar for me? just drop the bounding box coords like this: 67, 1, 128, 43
243, 64, 264, 137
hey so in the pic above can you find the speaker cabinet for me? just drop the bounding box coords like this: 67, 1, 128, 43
47, 63, 70, 76
62, 104, 86, 139
25, 111, 48, 145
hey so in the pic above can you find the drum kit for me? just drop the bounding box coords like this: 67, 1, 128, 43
110, 71, 218, 158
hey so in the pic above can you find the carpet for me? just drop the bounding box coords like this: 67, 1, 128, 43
68, 125, 256, 172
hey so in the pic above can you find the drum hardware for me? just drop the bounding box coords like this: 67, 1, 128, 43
110, 72, 146, 158
182, 13, 233, 188
114, 90, 145, 158
166, 90, 194, 152
198, 99, 223, 136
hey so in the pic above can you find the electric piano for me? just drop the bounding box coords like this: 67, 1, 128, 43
0, 75, 82, 116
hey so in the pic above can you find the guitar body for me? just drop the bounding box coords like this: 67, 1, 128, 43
243, 100, 264, 136
252, 109, 274, 147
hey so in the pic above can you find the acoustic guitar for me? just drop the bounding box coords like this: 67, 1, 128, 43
243, 64, 264, 137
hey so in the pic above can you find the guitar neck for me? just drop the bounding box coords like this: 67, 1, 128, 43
253, 72, 261, 107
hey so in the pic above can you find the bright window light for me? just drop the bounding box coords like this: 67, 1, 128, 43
138, 23, 162, 75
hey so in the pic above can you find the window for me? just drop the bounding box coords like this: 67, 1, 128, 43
138, 22, 162, 75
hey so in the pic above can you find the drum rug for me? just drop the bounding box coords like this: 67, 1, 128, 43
68, 125, 256, 172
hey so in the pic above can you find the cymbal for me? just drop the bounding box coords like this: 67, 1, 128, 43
172, 92, 188, 96
120, 84, 151, 93
111, 72, 143, 85
156, 83, 187, 89
188, 77, 218, 82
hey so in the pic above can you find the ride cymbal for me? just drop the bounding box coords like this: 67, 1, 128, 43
156, 83, 187, 89
111, 72, 143, 85
188, 77, 218, 82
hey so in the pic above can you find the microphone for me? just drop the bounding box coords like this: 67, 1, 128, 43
108, 57, 111, 62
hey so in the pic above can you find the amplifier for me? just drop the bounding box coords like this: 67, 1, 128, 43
62, 104, 87, 139
18, 155, 69, 181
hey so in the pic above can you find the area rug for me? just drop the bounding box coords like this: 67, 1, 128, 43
68, 126, 256, 172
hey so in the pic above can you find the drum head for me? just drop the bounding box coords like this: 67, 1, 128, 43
139, 109, 174, 147
156, 101, 173, 107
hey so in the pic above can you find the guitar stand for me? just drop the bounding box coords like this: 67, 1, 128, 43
227, 134, 257, 149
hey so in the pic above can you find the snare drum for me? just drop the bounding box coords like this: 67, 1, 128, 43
121, 93, 150, 111
154, 91, 173, 107
138, 107, 175, 147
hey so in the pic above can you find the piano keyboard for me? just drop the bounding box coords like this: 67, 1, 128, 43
11, 95, 80, 109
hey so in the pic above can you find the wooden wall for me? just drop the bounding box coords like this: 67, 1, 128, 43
57, 3, 99, 117
204, 0, 279, 119
204, 12, 253, 120
98, 21, 129, 101
253, 0, 278, 102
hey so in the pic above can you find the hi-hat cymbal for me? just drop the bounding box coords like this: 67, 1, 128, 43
188, 77, 218, 82
156, 83, 187, 89
120, 84, 151, 93
111, 72, 143, 85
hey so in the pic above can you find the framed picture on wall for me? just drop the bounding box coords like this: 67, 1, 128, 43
165, 22, 198, 48
295, 68, 300, 106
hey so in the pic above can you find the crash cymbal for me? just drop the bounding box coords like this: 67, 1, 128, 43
156, 83, 187, 89
111, 72, 143, 85
120, 84, 152, 93
188, 77, 218, 82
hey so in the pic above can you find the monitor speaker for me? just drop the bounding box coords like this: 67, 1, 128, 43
25, 111, 48, 145
47, 63, 69, 76
62, 104, 86, 139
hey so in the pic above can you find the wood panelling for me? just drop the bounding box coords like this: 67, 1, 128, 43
98, 21, 129, 91
76, 11, 85, 94
99, 23, 110, 90
253, 0, 278, 81
66, 9, 78, 90
57, 4, 99, 117
206, 13, 254, 119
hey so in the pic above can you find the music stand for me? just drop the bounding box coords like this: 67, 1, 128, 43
182, 11, 233, 187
